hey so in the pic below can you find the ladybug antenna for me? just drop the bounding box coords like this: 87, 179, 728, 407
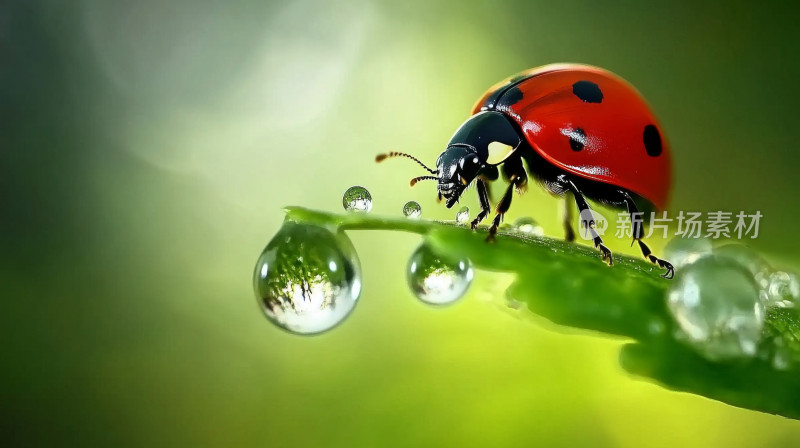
376, 152, 437, 174
410, 176, 438, 187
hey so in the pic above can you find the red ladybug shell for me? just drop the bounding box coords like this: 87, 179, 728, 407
471, 64, 672, 210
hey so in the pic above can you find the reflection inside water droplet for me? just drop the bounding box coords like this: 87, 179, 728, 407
407, 243, 474, 305
402, 201, 421, 219
342, 186, 372, 213
767, 271, 799, 308
667, 255, 764, 360
253, 221, 361, 334
514, 217, 544, 236
456, 206, 470, 224
663, 237, 712, 270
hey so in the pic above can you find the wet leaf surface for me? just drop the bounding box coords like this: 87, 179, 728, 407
285, 206, 800, 419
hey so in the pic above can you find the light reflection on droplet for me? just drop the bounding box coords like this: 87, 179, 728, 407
342, 186, 372, 213
456, 206, 470, 225
406, 243, 474, 305
664, 237, 712, 270
667, 255, 764, 361
253, 221, 361, 334
766, 271, 799, 308
402, 201, 421, 219
514, 217, 544, 236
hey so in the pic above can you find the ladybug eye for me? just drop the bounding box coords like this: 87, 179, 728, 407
472, 157, 479, 164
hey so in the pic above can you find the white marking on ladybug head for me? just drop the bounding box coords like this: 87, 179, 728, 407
486, 141, 516, 165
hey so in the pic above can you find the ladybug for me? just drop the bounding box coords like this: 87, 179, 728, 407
377, 64, 674, 278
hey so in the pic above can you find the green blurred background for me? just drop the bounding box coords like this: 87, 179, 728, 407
4, 0, 800, 446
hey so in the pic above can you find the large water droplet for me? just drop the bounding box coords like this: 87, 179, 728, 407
406, 243, 474, 305
342, 186, 372, 213
456, 206, 470, 224
667, 255, 764, 361
664, 237, 712, 270
402, 201, 421, 219
714, 243, 772, 289
514, 217, 544, 236
253, 221, 362, 334
766, 271, 799, 308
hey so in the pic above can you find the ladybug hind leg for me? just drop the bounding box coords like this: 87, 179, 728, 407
620, 191, 674, 279
563, 192, 576, 243
558, 175, 613, 266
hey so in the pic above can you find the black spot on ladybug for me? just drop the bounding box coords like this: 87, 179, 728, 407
568, 128, 586, 151
500, 86, 523, 107
643, 124, 662, 156
572, 81, 603, 103
482, 89, 503, 110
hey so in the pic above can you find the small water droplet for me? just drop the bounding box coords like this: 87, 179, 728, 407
456, 206, 470, 224
664, 237, 712, 270
406, 243, 474, 305
253, 221, 361, 334
667, 256, 764, 361
514, 217, 544, 236
766, 271, 799, 308
498, 223, 513, 232
342, 186, 372, 213
402, 201, 421, 219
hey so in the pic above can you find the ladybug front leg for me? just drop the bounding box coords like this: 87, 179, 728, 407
470, 179, 492, 230
558, 176, 613, 265
620, 191, 674, 279
487, 176, 523, 240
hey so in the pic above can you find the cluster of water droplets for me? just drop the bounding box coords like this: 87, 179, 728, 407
253, 186, 483, 334
664, 237, 799, 365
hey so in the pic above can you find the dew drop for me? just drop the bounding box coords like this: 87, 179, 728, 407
766, 271, 800, 308
253, 221, 361, 334
406, 243, 474, 305
456, 206, 470, 224
714, 243, 772, 289
342, 186, 372, 213
663, 237, 712, 270
667, 255, 764, 361
514, 217, 544, 236
402, 201, 421, 219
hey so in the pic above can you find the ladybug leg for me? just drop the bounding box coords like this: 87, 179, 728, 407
502, 155, 528, 194
487, 158, 528, 240
559, 176, 613, 265
487, 176, 521, 241
483, 179, 494, 203
620, 191, 674, 279
470, 179, 492, 230
563, 192, 576, 243
638, 240, 675, 279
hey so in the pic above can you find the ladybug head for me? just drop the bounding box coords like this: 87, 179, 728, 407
434, 145, 482, 208
375, 111, 521, 209
374, 147, 483, 209
434, 111, 523, 208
